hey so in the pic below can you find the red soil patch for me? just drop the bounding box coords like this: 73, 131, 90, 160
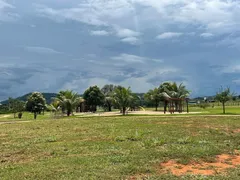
160, 153, 240, 176
233, 129, 240, 133
128, 174, 150, 180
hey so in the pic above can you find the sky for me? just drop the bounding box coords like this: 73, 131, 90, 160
0, 0, 240, 100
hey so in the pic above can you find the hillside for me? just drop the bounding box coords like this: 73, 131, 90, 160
1, 93, 57, 105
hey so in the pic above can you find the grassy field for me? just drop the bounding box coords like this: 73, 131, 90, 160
145, 105, 240, 115
1, 114, 240, 179
1, 105, 240, 122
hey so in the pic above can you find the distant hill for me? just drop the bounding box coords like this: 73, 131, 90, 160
1, 93, 57, 105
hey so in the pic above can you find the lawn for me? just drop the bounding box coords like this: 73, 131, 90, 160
145, 105, 240, 115
1, 115, 240, 179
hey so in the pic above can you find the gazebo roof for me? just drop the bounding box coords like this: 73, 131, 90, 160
162, 92, 186, 101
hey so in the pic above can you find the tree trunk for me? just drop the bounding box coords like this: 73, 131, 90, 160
222, 102, 226, 114
155, 103, 158, 111
164, 101, 167, 114
34, 112, 37, 120
122, 107, 126, 115
108, 105, 112, 112
175, 102, 178, 112
67, 110, 71, 116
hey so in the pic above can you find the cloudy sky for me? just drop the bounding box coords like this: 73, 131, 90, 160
0, 0, 240, 100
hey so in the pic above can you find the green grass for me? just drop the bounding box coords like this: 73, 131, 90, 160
145, 105, 240, 115
1, 115, 240, 179
1, 104, 239, 123
0, 112, 53, 122
189, 106, 240, 115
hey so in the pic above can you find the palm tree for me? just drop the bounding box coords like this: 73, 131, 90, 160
53, 90, 80, 116
159, 82, 190, 112
113, 86, 133, 115
129, 93, 141, 111
144, 88, 162, 111
159, 82, 173, 113
165, 82, 190, 99
101, 84, 116, 112
48, 100, 61, 115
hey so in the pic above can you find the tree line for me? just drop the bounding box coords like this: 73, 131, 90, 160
2, 82, 235, 119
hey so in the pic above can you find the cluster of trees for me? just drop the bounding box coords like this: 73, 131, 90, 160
2, 82, 235, 119
7, 85, 142, 119
6, 82, 190, 119
144, 82, 190, 112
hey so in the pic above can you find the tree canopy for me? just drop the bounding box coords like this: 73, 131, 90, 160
113, 86, 133, 115
54, 90, 80, 116
215, 87, 233, 114
26, 92, 46, 119
101, 84, 116, 112
83, 86, 104, 112
8, 97, 25, 118
144, 88, 162, 111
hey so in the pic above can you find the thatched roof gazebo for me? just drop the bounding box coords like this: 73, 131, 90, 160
161, 92, 187, 114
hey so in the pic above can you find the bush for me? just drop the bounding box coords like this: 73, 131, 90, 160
198, 102, 210, 109
18, 112, 23, 119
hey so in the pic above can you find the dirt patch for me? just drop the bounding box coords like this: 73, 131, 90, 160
160, 153, 240, 176
0, 151, 35, 164
0, 115, 11, 118
128, 174, 150, 180
156, 122, 169, 125
233, 129, 240, 133
0, 121, 31, 125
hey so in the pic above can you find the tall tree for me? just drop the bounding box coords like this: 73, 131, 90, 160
83, 86, 104, 112
113, 86, 133, 115
101, 84, 116, 112
8, 98, 25, 118
129, 93, 141, 111
159, 82, 173, 112
26, 92, 46, 119
215, 87, 233, 114
160, 82, 190, 112
144, 88, 162, 111
54, 90, 80, 116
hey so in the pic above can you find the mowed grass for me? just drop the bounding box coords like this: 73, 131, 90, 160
1, 116, 240, 179
145, 106, 240, 115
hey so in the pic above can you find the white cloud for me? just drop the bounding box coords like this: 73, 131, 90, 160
116, 28, 141, 38
35, 0, 240, 36
0, 0, 19, 22
90, 30, 110, 36
36, 0, 134, 26
121, 37, 139, 45
134, 0, 240, 34
112, 53, 145, 64
156, 32, 183, 39
221, 64, 240, 73
0, 0, 13, 9
200, 33, 214, 38
24, 46, 62, 54
111, 53, 163, 64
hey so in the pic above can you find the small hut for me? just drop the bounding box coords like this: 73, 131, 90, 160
162, 92, 187, 114
76, 98, 90, 113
